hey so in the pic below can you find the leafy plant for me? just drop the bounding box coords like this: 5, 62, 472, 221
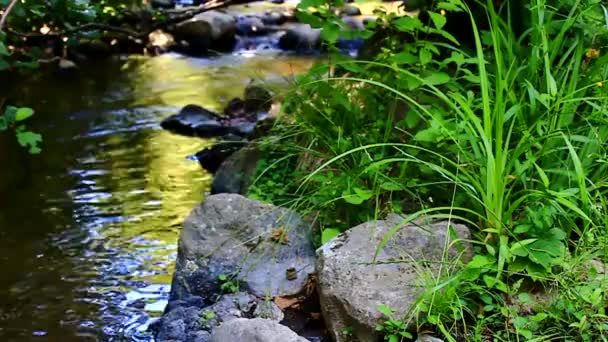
218, 273, 239, 294
1, 105, 42, 153
376, 304, 413, 342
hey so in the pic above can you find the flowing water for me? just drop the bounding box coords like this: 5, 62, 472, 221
0, 52, 314, 341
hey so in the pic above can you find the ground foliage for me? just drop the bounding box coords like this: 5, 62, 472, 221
249, 0, 608, 340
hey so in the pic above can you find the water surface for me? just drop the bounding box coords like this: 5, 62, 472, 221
0, 52, 314, 341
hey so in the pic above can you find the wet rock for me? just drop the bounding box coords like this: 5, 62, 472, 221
169, 194, 316, 302
270, 0, 285, 4
172, 11, 237, 55
261, 11, 287, 26
195, 134, 246, 174
339, 4, 361, 16
211, 318, 309, 342
155, 292, 282, 342
236, 16, 268, 36
211, 146, 259, 194
244, 84, 273, 113
278, 24, 321, 52
161, 104, 255, 138
151, 0, 174, 9
316, 215, 473, 342
417, 335, 445, 342
148, 29, 175, 52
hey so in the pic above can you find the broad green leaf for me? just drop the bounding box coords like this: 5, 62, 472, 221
389, 52, 417, 65
428, 11, 447, 29
380, 181, 405, 191
15, 107, 34, 121
423, 72, 450, 85
321, 22, 341, 43
342, 187, 373, 204
16, 131, 42, 154
393, 16, 422, 32
377, 304, 393, 317
419, 48, 432, 65
0, 116, 7, 130
321, 228, 341, 244
467, 255, 494, 269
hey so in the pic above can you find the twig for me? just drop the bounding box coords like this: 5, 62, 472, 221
0, 0, 19, 31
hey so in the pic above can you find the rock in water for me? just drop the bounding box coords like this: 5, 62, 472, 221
211, 146, 259, 195
278, 25, 321, 52
339, 4, 361, 16
195, 134, 246, 174
172, 10, 237, 55
170, 194, 316, 302
154, 293, 283, 342
211, 318, 309, 342
236, 16, 268, 36
244, 84, 273, 113
316, 215, 472, 342
161, 104, 256, 138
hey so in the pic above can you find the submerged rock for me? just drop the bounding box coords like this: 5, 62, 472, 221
154, 293, 283, 342
244, 83, 273, 113
170, 194, 316, 302
316, 215, 472, 342
211, 146, 259, 194
278, 25, 321, 52
236, 16, 268, 36
211, 318, 310, 342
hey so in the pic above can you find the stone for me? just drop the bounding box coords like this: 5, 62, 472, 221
195, 134, 246, 174
278, 24, 321, 52
151, 0, 174, 8
148, 29, 175, 52
154, 293, 283, 342
172, 11, 237, 55
270, 0, 285, 4
211, 318, 309, 342
339, 4, 361, 16
244, 84, 273, 113
161, 104, 255, 138
261, 11, 287, 26
211, 146, 259, 195
417, 335, 445, 342
170, 194, 316, 302
316, 216, 473, 342
236, 16, 268, 36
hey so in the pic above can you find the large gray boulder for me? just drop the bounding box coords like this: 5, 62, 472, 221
161, 104, 256, 138
155, 293, 283, 342
211, 318, 309, 342
172, 11, 237, 54
170, 194, 316, 302
316, 215, 472, 342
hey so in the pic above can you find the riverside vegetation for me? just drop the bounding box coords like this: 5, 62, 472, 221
248, 0, 608, 340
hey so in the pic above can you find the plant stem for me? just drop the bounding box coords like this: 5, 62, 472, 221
0, 0, 19, 32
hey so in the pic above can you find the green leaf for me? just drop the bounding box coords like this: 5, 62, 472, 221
343, 187, 373, 205
393, 17, 422, 32
321, 22, 341, 43
0, 58, 10, 71
0, 42, 9, 56
15, 107, 34, 121
388, 336, 398, 342
321, 228, 341, 244
467, 255, 494, 269
419, 48, 432, 65
380, 181, 405, 191
428, 11, 447, 29
0, 116, 7, 130
377, 304, 393, 317
16, 131, 42, 154
423, 72, 450, 85
389, 52, 417, 65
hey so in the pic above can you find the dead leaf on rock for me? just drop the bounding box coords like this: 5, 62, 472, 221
274, 296, 301, 310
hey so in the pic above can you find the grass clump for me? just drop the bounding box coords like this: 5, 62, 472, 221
249, 0, 608, 340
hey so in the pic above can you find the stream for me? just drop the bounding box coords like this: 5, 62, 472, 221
0, 52, 313, 341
